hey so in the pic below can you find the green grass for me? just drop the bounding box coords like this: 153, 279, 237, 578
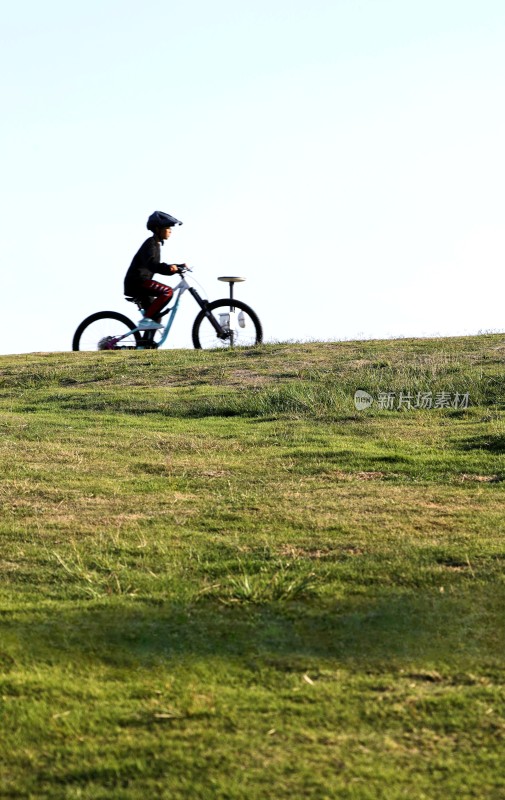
0, 335, 504, 799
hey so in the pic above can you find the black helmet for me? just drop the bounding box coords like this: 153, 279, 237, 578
147, 210, 183, 231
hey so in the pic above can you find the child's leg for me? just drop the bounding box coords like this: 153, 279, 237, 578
141, 280, 173, 319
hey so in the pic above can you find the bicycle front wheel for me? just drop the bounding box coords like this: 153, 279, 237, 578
192, 299, 263, 349
72, 311, 142, 351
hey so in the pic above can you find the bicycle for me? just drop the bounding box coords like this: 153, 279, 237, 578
72, 267, 263, 351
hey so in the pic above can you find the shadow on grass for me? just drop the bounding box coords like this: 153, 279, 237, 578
3, 588, 504, 673
459, 433, 505, 454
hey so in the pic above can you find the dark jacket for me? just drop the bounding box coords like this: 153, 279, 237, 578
124, 236, 174, 296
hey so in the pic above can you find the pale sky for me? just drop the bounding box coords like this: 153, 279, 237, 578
1, 0, 504, 353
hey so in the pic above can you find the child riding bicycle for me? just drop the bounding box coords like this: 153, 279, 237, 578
124, 211, 187, 330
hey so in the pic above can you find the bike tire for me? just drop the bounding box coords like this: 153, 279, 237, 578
192, 298, 263, 349
72, 311, 142, 351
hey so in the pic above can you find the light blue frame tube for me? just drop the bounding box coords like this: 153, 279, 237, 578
155, 290, 182, 346
128, 278, 188, 348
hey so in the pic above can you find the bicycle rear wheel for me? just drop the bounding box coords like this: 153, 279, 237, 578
72, 311, 142, 351
192, 299, 263, 349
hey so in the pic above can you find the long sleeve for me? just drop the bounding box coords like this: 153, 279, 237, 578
124, 236, 174, 293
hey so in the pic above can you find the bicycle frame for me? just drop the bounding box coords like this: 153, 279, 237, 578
119, 272, 226, 349
144, 273, 190, 348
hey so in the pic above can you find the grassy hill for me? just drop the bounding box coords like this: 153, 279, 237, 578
0, 335, 504, 799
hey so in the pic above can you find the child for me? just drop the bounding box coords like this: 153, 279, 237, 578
124, 211, 187, 330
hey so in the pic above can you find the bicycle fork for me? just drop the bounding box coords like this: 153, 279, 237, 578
189, 287, 229, 338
